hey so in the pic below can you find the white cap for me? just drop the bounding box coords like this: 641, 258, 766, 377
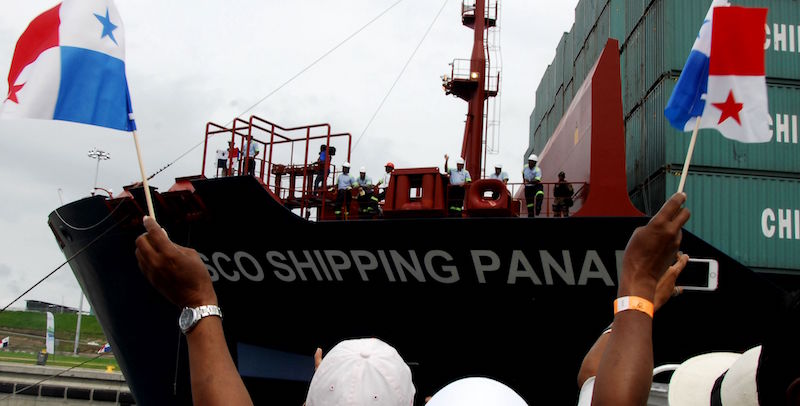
359, 166, 366, 173
426, 377, 527, 406
668, 347, 762, 406
494, 163, 503, 169
528, 154, 538, 161
456, 157, 465, 165
305, 338, 415, 406
342, 162, 351, 168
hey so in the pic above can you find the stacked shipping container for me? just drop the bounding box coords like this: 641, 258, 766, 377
528, 0, 800, 274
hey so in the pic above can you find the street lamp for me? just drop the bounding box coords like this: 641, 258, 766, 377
76, 148, 110, 354
87, 148, 111, 196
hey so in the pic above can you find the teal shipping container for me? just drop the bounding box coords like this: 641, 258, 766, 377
620, 0, 800, 115
625, 77, 800, 190
531, 0, 800, 134
629, 170, 800, 275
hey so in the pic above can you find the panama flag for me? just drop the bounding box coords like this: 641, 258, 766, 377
97, 342, 112, 354
1, 0, 136, 132
1, 336, 8, 348
664, 1, 770, 143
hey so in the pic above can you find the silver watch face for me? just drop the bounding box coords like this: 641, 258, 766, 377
179, 307, 197, 331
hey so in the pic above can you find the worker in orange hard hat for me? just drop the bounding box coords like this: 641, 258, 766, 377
376, 162, 395, 202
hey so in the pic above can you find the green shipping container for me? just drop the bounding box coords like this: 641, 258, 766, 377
629, 170, 800, 274
564, 78, 575, 113
625, 77, 800, 189
622, 0, 800, 117
562, 30, 574, 90
531, 0, 800, 165
622, 0, 646, 42
554, 34, 566, 90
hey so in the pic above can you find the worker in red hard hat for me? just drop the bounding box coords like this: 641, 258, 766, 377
376, 162, 395, 202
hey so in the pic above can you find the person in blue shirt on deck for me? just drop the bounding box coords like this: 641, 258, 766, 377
332, 162, 356, 218
244, 140, 259, 177
313, 144, 330, 191
444, 154, 471, 216
523, 154, 543, 217
489, 163, 509, 184
488, 163, 509, 199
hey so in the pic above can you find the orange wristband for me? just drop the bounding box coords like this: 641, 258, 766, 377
613, 296, 654, 318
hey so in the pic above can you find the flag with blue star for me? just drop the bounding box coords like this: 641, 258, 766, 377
94, 8, 119, 45
1, 0, 136, 132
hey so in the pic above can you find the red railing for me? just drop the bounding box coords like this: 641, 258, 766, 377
507, 181, 587, 217
444, 58, 500, 96
202, 116, 352, 219
460, 0, 498, 24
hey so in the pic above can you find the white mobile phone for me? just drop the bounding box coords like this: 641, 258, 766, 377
676, 258, 719, 291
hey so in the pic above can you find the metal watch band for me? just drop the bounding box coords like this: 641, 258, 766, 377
180, 305, 223, 334
196, 305, 223, 320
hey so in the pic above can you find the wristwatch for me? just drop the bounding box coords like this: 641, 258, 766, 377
178, 305, 223, 334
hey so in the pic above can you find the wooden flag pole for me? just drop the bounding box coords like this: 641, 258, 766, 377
677, 118, 701, 194
132, 130, 156, 220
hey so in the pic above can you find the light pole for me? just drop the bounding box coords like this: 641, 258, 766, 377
74, 149, 110, 355
87, 148, 111, 196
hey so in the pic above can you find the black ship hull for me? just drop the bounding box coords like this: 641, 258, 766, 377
48, 176, 793, 405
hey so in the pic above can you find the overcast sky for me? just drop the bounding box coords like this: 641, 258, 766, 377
0, 0, 579, 311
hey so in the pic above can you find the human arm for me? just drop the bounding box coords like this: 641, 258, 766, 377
577, 253, 689, 388
135, 216, 254, 406
590, 193, 690, 406
533, 168, 542, 185
444, 154, 449, 173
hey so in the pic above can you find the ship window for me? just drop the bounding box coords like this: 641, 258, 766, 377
409, 187, 423, 201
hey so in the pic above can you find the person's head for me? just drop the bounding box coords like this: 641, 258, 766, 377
228, 141, 234, 147
494, 164, 502, 175
342, 162, 351, 174
456, 157, 465, 170
320, 144, 327, 152
305, 338, 415, 406
385, 162, 394, 173
425, 377, 527, 406
528, 154, 538, 168
558, 171, 565, 181
669, 291, 800, 405
359, 166, 366, 178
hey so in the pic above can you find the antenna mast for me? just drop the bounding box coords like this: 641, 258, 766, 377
442, 0, 500, 177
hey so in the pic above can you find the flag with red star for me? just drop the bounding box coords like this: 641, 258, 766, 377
664, 3, 770, 143
0, 0, 135, 132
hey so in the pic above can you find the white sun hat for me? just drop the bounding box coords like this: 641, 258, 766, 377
425, 376, 527, 406
668, 347, 762, 406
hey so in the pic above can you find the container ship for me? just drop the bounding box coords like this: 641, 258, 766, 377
530, 0, 800, 284
47, 0, 796, 404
